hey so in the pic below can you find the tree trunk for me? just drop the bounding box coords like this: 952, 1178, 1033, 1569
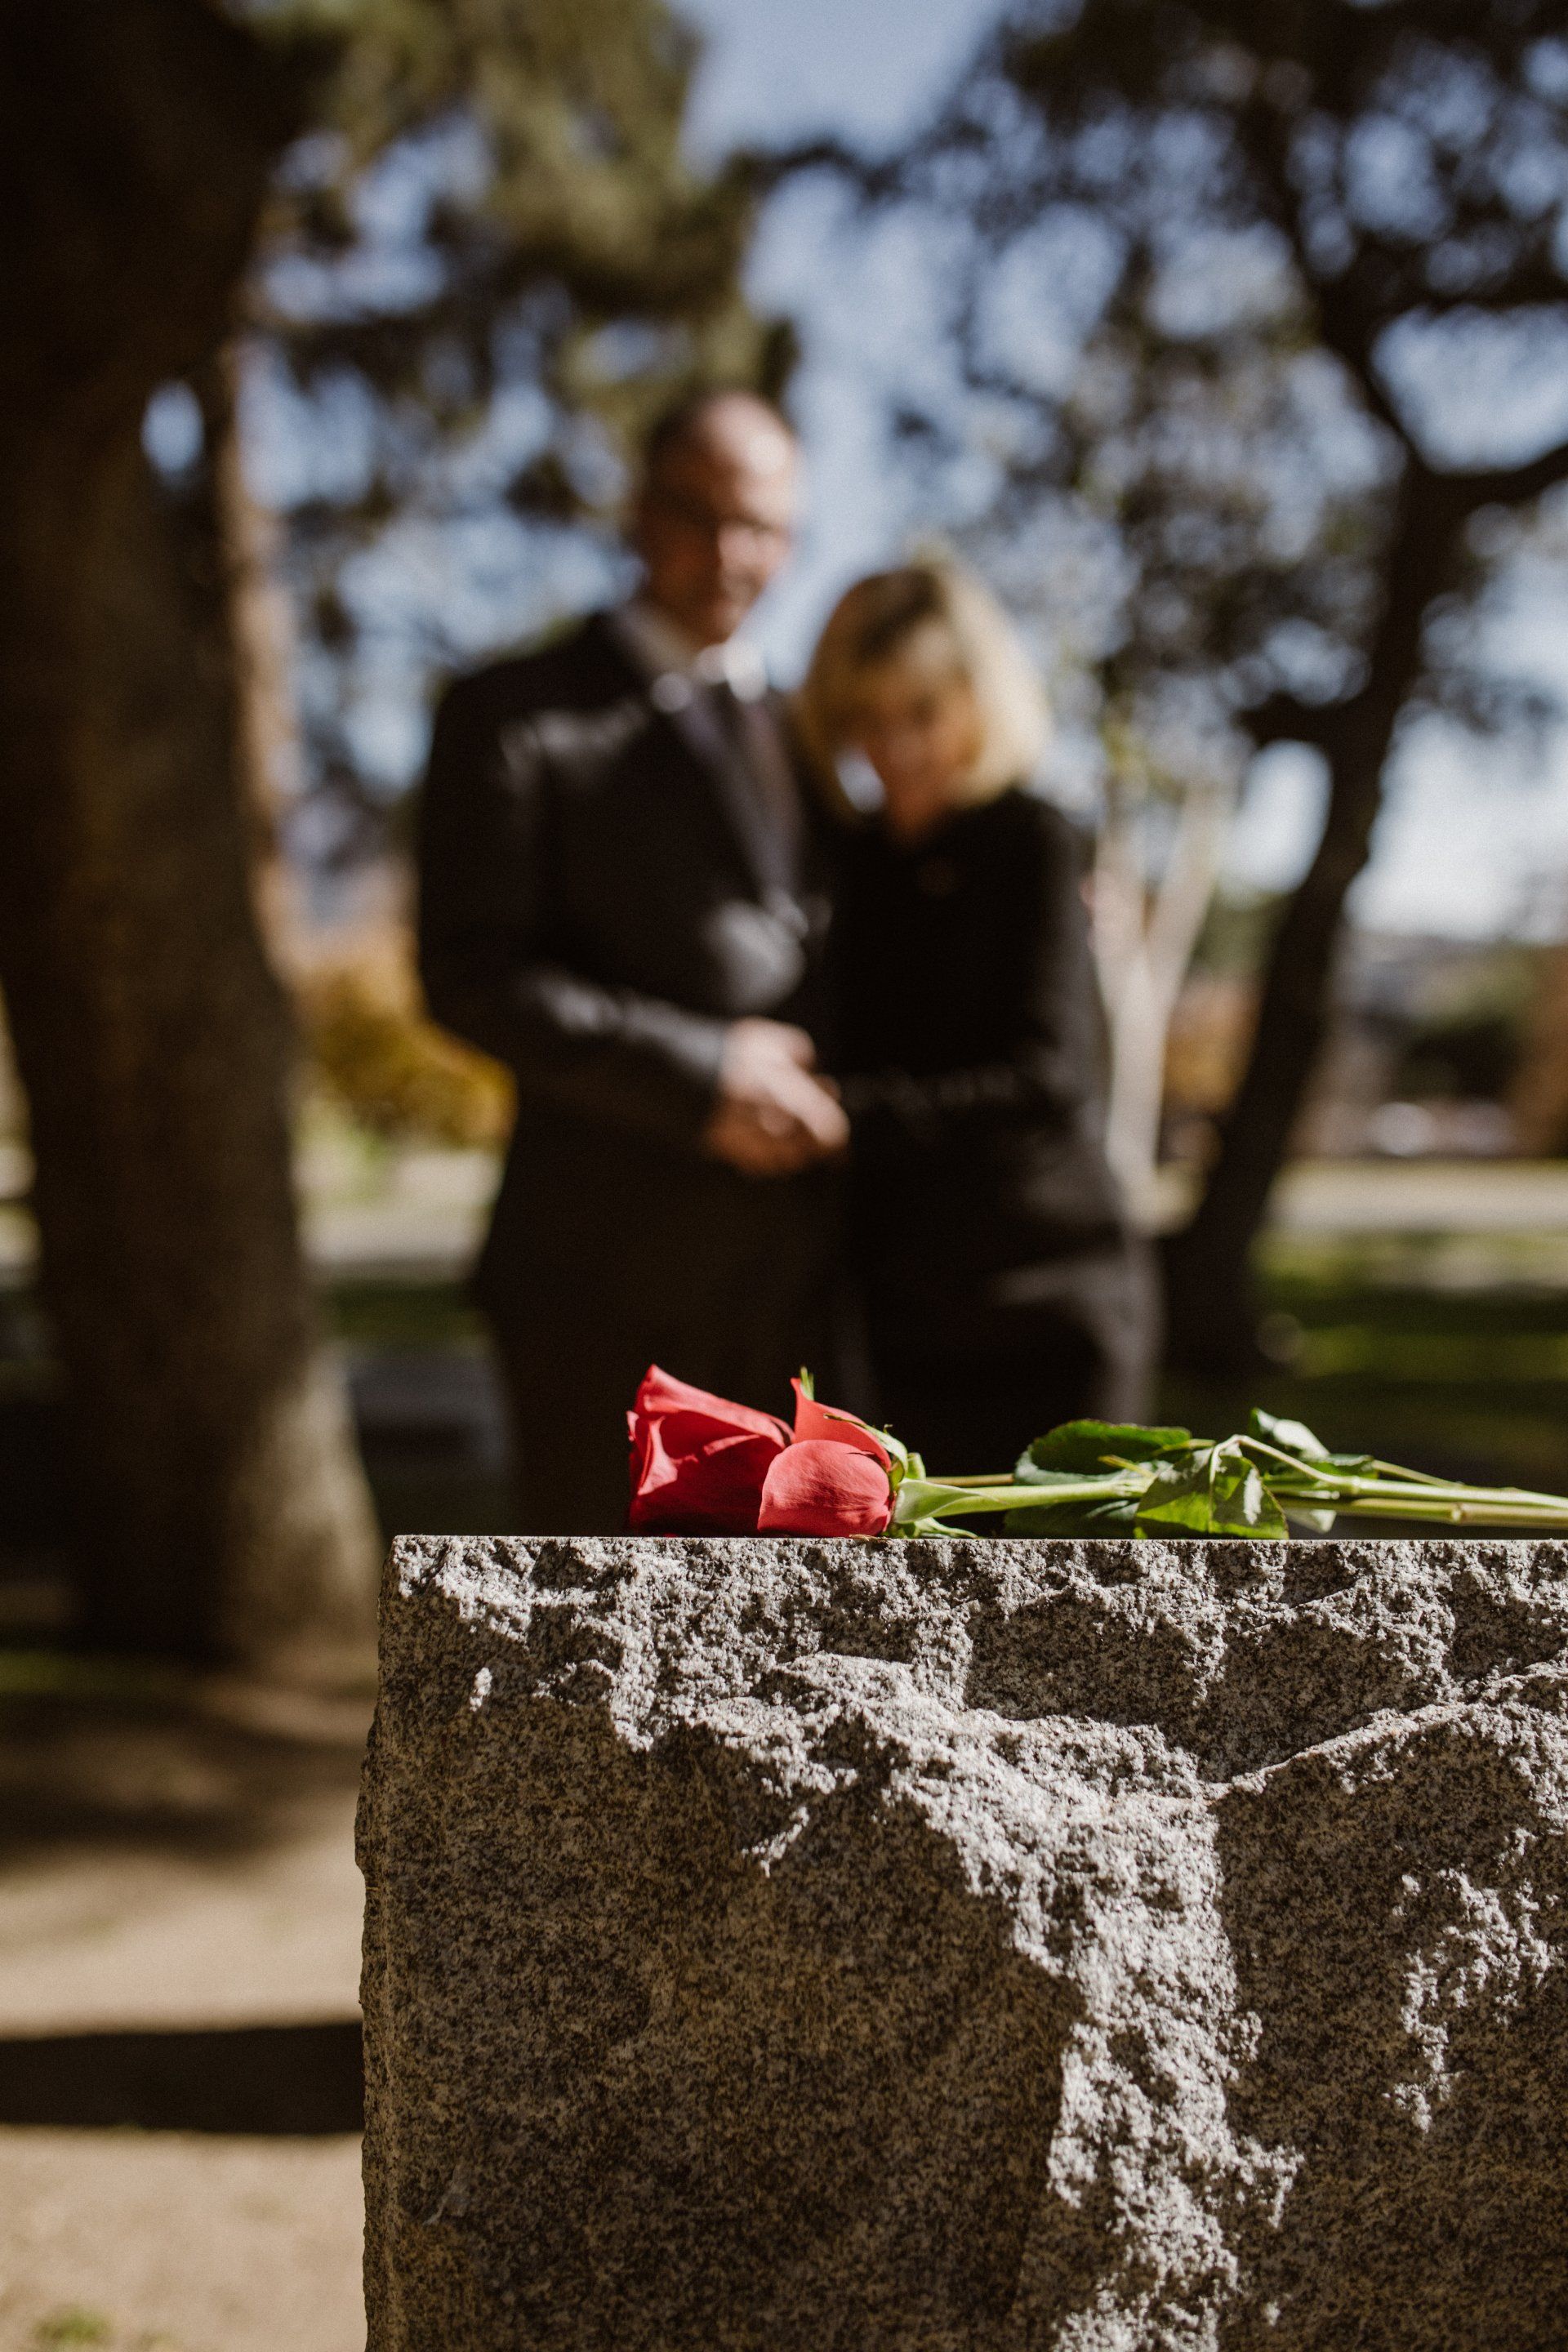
1164, 468, 1467, 1369
1094, 776, 1234, 1221
0, 0, 381, 1677
215, 341, 309, 973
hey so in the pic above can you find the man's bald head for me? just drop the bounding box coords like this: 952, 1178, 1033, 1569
642, 387, 795, 480
632, 388, 800, 648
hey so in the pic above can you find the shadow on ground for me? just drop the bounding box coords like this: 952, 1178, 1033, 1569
0, 1669, 370, 2074
0, 2018, 364, 2133
0, 1669, 370, 1857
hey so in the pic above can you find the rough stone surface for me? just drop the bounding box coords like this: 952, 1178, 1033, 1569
359, 1535, 1568, 2350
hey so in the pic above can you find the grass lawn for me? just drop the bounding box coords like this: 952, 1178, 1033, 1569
1161, 1236, 1568, 1496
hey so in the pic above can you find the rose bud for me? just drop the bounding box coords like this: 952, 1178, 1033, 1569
626, 1365, 790, 1535
757, 1438, 894, 1538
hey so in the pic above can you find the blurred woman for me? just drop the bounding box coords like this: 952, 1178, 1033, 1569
799, 561, 1156, 1474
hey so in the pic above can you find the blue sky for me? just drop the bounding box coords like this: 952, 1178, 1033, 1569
678, 0, 1568, 941
682, 0, 991, 155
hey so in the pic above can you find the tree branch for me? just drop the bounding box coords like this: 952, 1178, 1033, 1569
1445, 435, 1568, 514
747, 136, 892, 198
1239, 690, 1344, 751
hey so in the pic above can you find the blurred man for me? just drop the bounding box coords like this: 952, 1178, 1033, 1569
418, 390, 847, 1532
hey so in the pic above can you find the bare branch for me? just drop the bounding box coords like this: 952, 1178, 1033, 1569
1445, 436, 1568, 514
747, 136, 893, 198
1239, 691, 1344, 751
1232, 97, 1414, 444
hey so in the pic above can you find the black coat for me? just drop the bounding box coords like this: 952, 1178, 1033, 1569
831, 787, 1156, 1467
417, 612, 841, 1530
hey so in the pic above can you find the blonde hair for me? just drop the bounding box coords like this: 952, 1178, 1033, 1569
796, 561, 1051, 805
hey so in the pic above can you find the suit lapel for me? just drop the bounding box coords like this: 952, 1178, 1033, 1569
595, 611, 795, 902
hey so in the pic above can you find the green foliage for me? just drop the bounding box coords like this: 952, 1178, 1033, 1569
260, 0, 767, 411
852, 0, 1568, 1332
857, 0, 1568, 1092
885, 0, 1568, 757
892, 1403, 1568, 1541
1004, 1419, 1192, 1528
1188, 893, 1286, 980
1003, 1486, 1143, 1538
1246, 1406, 1329, 1464
1018, 1421, 1192, 1476
1247, 1405, 1339, 1526
32, 2313, 111, 2350
1136, 1439, 1290, 1540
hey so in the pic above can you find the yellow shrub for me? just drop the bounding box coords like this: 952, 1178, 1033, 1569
296, 940, 513, 1149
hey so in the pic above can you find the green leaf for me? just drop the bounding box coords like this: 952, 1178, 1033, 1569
1010, 1465, 1116, 1488
1248, 1406, 1330, 1463
1247, 1413, 1338, 1525
1018, 1420, 1192, 1479
1007, 1490, 1144, 1537
1136, 1440, 1289, 1541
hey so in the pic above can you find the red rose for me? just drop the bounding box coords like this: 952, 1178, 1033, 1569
626, 1366, 898, 1539
757, 1439, 894, 1537
790, 1377, 893, 1468
626, 1365, 789, 1535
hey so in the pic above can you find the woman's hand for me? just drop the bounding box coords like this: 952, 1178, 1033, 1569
704, 1018, 849, 1176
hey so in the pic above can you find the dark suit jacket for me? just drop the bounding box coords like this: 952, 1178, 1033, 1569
417, 612, 841, 1524
831, 788, 1154, 1427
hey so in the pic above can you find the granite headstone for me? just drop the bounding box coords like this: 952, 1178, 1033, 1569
360, 1534, 1568, 2349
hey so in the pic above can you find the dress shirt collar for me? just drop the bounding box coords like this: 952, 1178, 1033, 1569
614, 599, 769, 703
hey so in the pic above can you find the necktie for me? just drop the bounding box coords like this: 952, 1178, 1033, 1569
707, 679, 804, 897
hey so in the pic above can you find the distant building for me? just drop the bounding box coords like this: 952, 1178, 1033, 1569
1163, 917, 1540, 1165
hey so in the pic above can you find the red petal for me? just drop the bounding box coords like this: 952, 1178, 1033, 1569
627, 1367, 791, 1533
757, 1440, 893, 1537
635, 1365, 791, 1445
629, 1428, 787, 1535
790, 1379, 893, 1467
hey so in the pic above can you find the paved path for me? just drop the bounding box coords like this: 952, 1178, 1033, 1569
1273, 1159, 1568, 1234
0, 2132, 363, 2352
0, 1686, 368, 2352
